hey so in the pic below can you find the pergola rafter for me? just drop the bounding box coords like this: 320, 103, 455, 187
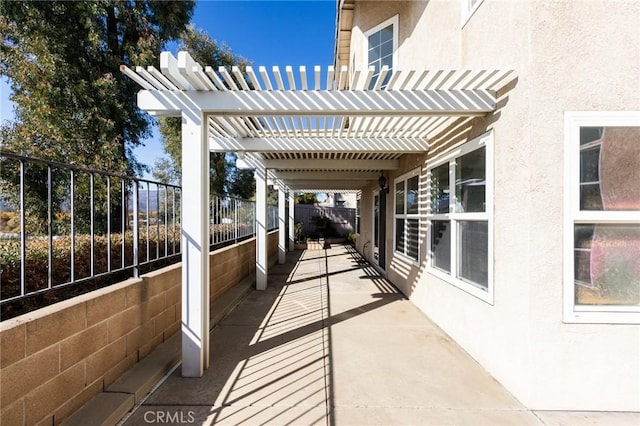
121, 50, 513, 378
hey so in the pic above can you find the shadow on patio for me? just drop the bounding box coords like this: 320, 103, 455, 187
121, 244, 536, 426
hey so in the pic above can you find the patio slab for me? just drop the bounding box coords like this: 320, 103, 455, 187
120, 244, 636, 425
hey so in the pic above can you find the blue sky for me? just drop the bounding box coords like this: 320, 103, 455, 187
0, 0, 337, 177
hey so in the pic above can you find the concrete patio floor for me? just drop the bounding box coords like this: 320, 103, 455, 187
120, 244, 640, 426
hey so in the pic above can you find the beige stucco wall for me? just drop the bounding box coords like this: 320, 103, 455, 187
350, 0, 640, 411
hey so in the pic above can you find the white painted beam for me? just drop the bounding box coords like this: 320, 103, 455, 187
209, 136, 428, 153
137, 89, 496, 116
283, 180, 367, 190
180, 111, 210, 377
278, 185, 286, 264
274, 171, 379, 180
288, 192, 295, 251
255, 165, 268, 290
263, 159, 399, 171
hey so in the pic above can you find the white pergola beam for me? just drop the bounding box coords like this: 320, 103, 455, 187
137, 89, 496, 116
274, 171, 379, 180
263, 159, 399, 171
278, 185, 286, 264
283, 180, 367, 190
255, 165, 268, 290
209, 136, 428, 153
180, 112, 209, 378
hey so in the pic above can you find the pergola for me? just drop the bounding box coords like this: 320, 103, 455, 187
122, 51, 512, 377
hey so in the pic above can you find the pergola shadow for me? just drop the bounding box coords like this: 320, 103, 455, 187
124, 244, 402, 425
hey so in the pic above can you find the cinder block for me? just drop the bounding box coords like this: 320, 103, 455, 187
24, 362, 85, 425
60, 322, 108, 370
86, 288, 126, 327
52, 377, 102, 425
26, 304, 86, 355
0, 322, 26, 368
125, 283, 143, 308
148, 294, 167, 318
108, 332, 180, 403
166, 284, 181, 306
0, 398, 24, 426
0, 344, 60, 407
138, 334, 163, 359
164, 319, 180, 339
125, 322, 154, 358
154, 305, 176, 335
85, 337, 126, 385
103, 354, 137, 388
107, 306, 142, 343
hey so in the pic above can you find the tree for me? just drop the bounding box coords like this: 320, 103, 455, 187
155, 26, 256, 198
0, 1, 194, 234
295, 193, 318, 205
0, 0, 194, 173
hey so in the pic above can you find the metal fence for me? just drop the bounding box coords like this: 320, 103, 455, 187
0, 151, 276, 309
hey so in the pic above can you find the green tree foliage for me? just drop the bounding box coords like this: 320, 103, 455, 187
154, 27, 256, 197
0, 0, 194, 173
295, 193, 318, 205
0, 0, 194, 235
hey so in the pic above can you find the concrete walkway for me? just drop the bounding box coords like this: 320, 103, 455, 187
121, 245, 639, 426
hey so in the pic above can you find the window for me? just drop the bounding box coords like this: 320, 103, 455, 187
564, 112, 640, 324
461, 0, 484, 26
394, 170, 420, 262
364, 15, 398, 89
427, 131, 493, 303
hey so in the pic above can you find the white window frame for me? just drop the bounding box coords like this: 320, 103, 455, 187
563, 111, 640, 324
461, 0, 485, 27
393, 168, 421, 265
363, 15, 399, 74
426, 131, 494, 304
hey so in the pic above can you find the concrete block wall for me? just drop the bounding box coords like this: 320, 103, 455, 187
0, 232, 280, 425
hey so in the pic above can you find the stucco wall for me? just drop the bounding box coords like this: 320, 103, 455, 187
350, 0, 640, 411
0, 232, 280, 425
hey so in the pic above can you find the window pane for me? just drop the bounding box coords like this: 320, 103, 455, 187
580, 184, 603, 210
380, 25, 393, 43
581, 127, 640, 211
395, 182, 404, 214
407, 175, 419, 214
380, 40, 393, 58
407, 219, 419, 261
368, 45, 381, 63
431, 220, 451, 273
580, 127, 602, 145
368, 31, 380, 49
455, 147, 486, 213
574, 224, 640, 306
458, 221, 488, 289
431, 164, 450, 214
580, 147, 600, 183
395, 218, 405, 253
574, 225, 595, 287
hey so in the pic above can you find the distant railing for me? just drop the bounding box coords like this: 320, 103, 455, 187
0, 151, 276, 317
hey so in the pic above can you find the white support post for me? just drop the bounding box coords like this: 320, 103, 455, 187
288, 192, 295, 251
180, 111, 210, 377
255, 165, 268, 290
278, 184, 286, 264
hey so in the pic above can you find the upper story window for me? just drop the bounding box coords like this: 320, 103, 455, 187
364, 15, 398, 89
461, 0, 485, 26
427, 131, 494, 303
564, 112, 640, 324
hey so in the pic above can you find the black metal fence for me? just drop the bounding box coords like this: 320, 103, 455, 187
0, 151, 275, 318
